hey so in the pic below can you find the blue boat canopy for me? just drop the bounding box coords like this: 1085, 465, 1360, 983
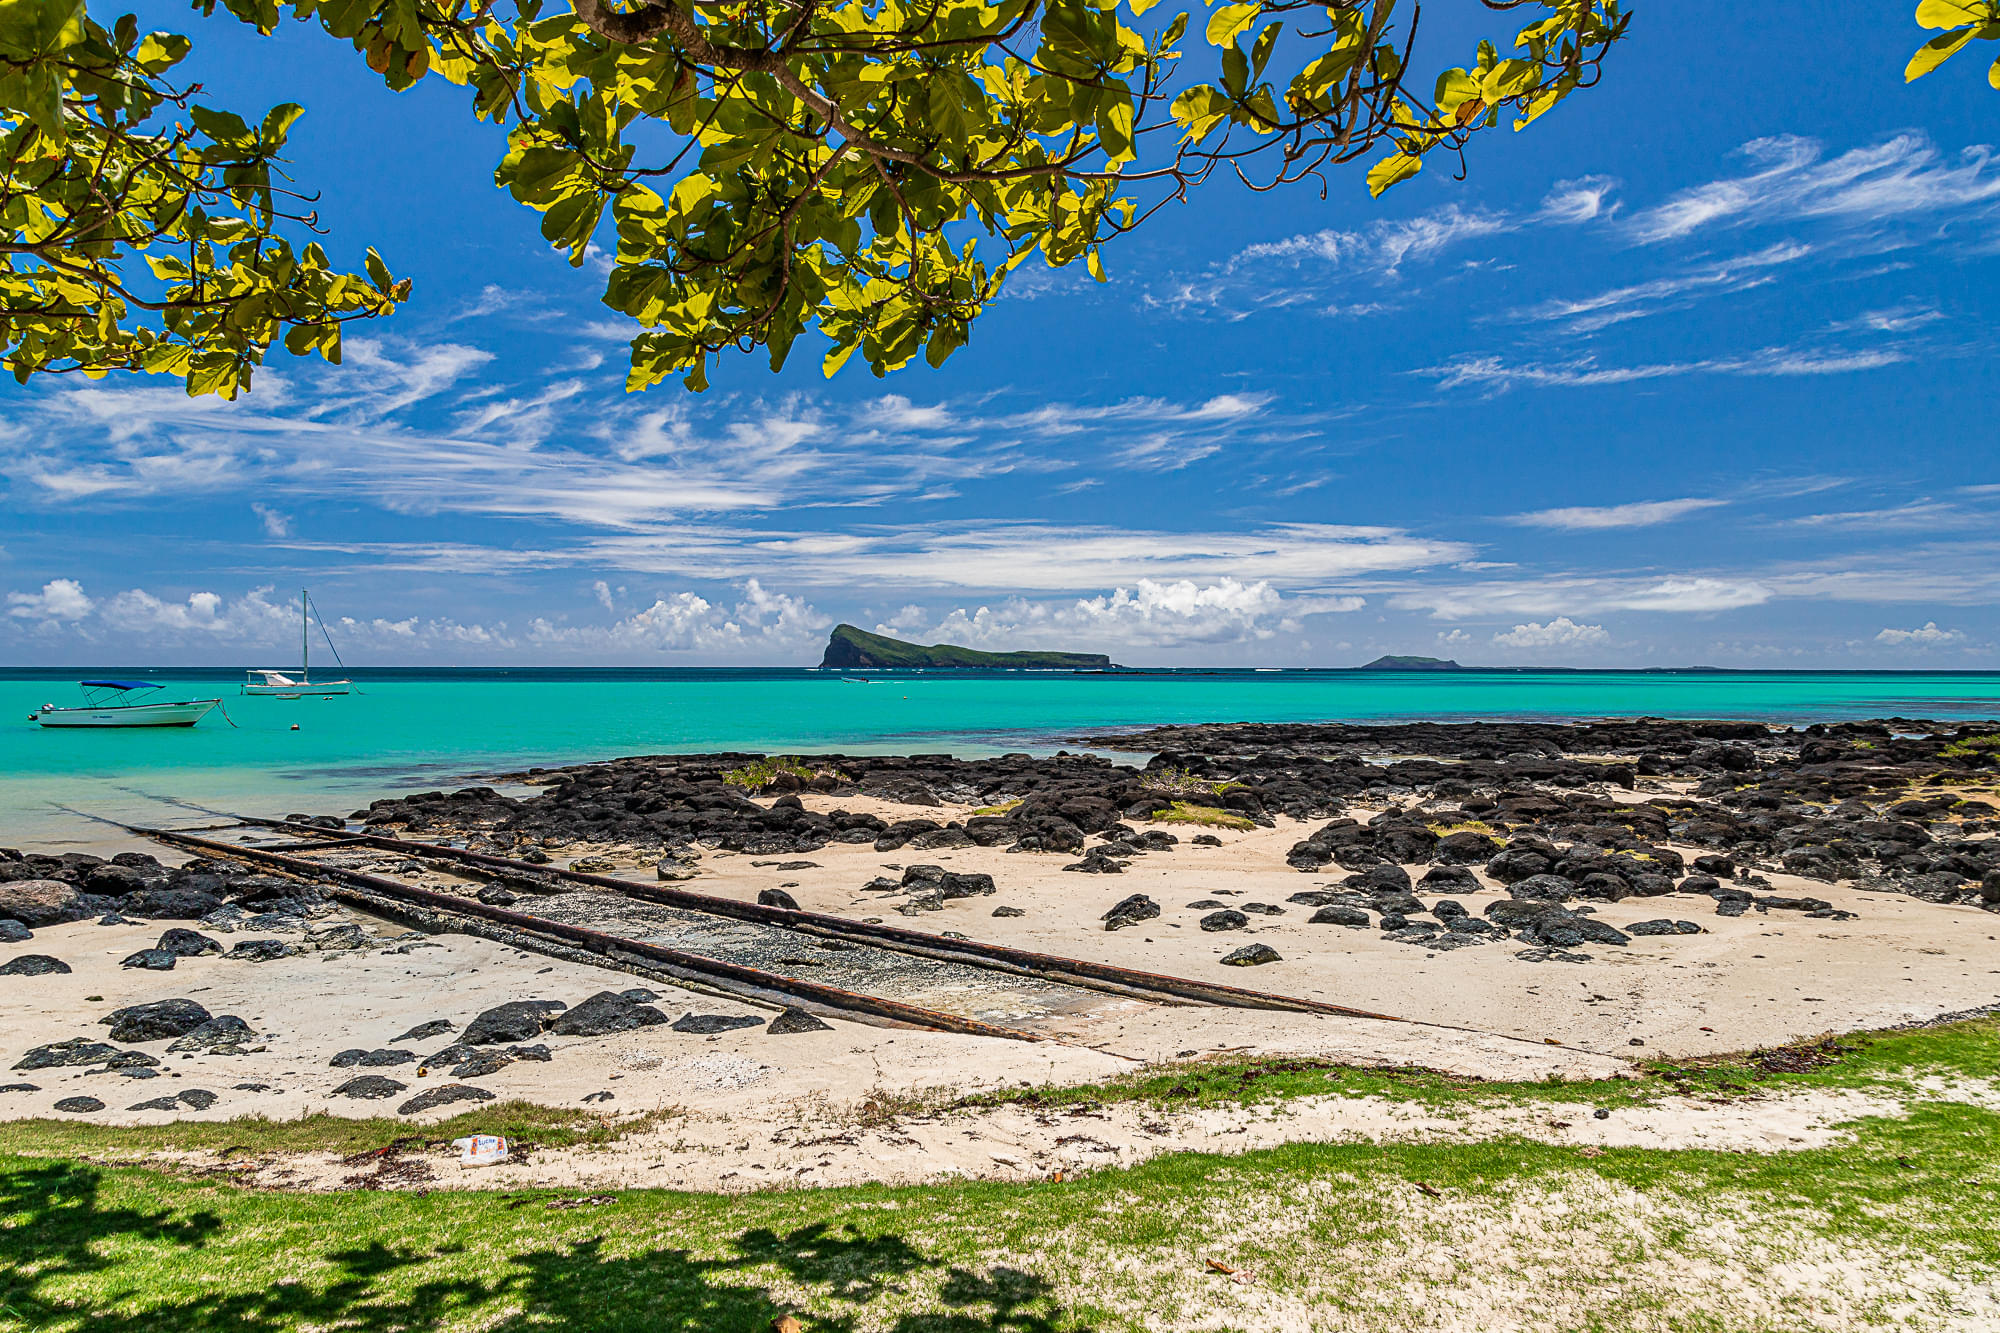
79, 680, 158, 691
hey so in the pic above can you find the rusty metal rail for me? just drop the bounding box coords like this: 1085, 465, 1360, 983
134, 824, 1047, 1044
238, 815, 1404, 1022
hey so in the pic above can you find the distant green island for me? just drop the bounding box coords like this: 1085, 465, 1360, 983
819, 624, 1116, 670
1359, 655, 1465, 671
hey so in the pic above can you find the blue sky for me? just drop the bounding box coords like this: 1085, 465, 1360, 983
4, 1, 1998, 667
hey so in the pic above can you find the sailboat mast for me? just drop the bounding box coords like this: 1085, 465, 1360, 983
301, 589, 309, 680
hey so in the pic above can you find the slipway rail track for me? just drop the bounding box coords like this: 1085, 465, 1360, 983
234, 815, 1398, 1021
86, 801, 1615, 1062
130, 823, 1051, 1043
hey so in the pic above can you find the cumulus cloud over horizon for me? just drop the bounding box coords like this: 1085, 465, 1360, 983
878, 578, 1364, 651
1493, 617, 1612, 649
1874, 622, 1964, 646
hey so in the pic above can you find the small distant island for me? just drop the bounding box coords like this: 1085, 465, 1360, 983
819, 624, 1116, 671
1359, 655, 1464, 671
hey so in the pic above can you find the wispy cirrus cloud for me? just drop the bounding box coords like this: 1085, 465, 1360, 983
0, 344, 1308, 530
1228, 204, 1513, 280
1150, 179, 1616, 317
1390, 575, 1775, 621
1508, 498, 1726, 531
1418, 344, 1907, 393
1827, 304, 1946, 335
1624, 133, 2000, 245
1509, 242, 1812, 333
1786, 497, 1997, 531
266, 521, 1471, 596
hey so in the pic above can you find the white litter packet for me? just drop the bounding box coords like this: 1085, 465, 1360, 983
451, 1134, 510, 1167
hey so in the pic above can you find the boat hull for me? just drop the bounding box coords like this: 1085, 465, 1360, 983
242, 680, 351, 697
36, 699, 221, 728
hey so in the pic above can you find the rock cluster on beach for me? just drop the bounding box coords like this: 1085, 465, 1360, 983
0, 852, 343, 930
304, 719, 2000, 922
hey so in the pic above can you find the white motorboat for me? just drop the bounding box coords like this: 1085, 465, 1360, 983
243, 590, 353, 696
33, 680, 222, 728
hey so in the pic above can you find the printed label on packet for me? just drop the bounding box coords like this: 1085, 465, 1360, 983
451, 1134, 510, 1167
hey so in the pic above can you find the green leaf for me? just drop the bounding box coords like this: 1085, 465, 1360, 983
315, 0, 378, 40
134, 32, 192, 72
259, 103, 305, 145
1250, 21, 1281, 80
1916, 0, 1988, 30
1291, 47, 1363, 107
1205, 2, 1260, 49
1907, 25, 1977, 80
500, 146, 585, 203
0, 0, 84, 60
1098, 96, 1135, 162
190, 106, 255, 146
823, 336, 862, 378
1366, 151, 1422, 197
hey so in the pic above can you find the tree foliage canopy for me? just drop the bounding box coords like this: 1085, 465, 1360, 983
3, 0, 1633, 398
1905, 0, 2000, 88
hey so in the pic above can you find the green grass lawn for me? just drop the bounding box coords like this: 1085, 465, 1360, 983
3, 1018, 1997, 1332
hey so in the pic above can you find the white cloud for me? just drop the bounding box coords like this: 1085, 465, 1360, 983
1421, 344, 1905, 393
291, 521, 1466, 595
1625, 133, 2000, 244
867, 395, 955, 431
1511, 242, 1811, 332
876, 604, 930, 634
1828, 304, 1946, 335
1537, 176, 1619, 224
1509, 498, 1724, 531
334, 339, 495, 423
1395, 575, 1772, 620
1068, 578, 1287, 644
1493, 617, 1611, 649
1874, 622, 1964, 646
1614, 578, 1774, 612
577, 522, 1467, 592
1, 578, 516, 653
100, 588, 236, 634
1160, 183, 1613, 317
6, 349, 1307, 534
1788, 498, 1986, 531
1231, 205, 1513, 280
591, 579, 615, 611
891, 579, 1364, 651
526, 580, 830, 657
252, 503, 292, 537
7, 578, 94, 621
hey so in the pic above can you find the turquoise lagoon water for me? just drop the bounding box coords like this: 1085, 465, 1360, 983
4, 667, 1998, 849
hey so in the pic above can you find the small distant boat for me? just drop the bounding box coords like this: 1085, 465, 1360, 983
243, 589, 353, 696
33, 680, 221, 728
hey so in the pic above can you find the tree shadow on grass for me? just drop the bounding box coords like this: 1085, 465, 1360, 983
0, 1161, 1092, 1332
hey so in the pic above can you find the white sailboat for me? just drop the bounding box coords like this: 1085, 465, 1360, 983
243, 590, 353, 696
34, 680, 222, 728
